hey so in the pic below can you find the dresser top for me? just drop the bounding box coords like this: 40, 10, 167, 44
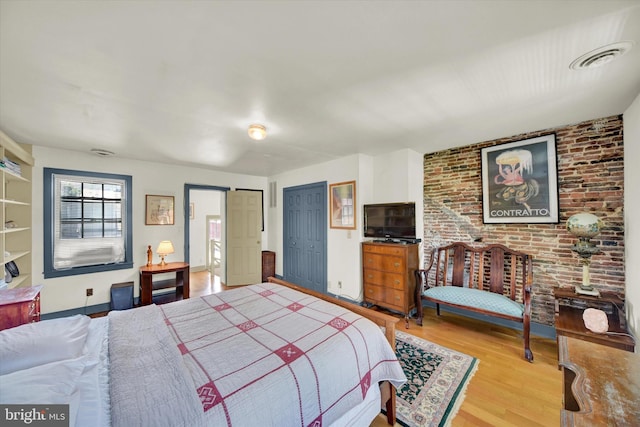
0, 285, 43, 306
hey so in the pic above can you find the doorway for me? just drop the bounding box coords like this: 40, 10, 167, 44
184, 184, 229, 284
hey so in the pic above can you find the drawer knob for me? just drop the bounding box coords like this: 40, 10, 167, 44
394, 262, 400, 267
367, 274, 373, 279
395, 296, 400, 300
394, 280, 400, 285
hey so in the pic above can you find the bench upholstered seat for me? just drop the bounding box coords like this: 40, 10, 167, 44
423, 286, 525, 318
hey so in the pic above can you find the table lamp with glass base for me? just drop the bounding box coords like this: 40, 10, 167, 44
567, 213, 603, 297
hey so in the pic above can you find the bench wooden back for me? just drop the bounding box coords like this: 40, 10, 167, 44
426, 242, 532, 303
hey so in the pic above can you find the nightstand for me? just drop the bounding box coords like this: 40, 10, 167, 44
554, 287, 634, 352
0, 285, 42, 330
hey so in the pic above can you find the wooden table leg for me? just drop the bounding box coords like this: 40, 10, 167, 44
140, 273, 152, 305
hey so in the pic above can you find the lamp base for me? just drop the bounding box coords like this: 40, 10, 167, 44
575, 285, 600, 297
158, 255, 167, 266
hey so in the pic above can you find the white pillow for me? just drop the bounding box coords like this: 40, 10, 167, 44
0, 357, 84, 426
0, 314, 91, 375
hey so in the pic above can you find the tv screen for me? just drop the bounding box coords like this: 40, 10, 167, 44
363, 202, 416, 240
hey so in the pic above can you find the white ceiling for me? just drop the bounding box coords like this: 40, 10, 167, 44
1, 1, 639, 176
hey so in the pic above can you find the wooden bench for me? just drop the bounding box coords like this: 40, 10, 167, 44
415, 242, 534, 362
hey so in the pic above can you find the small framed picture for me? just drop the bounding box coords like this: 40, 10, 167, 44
481, 134, 558, 224
329, 181, 356, 229
145, 195, 175, 225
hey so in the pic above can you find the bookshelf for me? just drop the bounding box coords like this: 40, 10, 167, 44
1, 130, 34, 289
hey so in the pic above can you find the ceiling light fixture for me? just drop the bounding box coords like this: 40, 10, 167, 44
569, 41, 634, 70
248, 124, 267, 141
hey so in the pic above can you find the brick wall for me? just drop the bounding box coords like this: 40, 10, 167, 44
422, 115, 624, 326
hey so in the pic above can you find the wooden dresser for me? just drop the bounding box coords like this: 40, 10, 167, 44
362, 242, 418, 326
0, 285, 42, 330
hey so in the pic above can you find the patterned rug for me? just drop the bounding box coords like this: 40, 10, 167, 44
392, 330, 479, 427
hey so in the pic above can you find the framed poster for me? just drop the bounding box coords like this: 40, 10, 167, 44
329, 180, 356, 229
481, 134, 558, 224
145, 195, 175, 225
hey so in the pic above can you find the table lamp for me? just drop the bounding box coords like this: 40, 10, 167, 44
156, 240, 174, 266
566, 213, 602, 296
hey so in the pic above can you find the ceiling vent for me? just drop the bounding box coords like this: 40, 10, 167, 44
570, 41, 634, 70
90, 148, 115, 157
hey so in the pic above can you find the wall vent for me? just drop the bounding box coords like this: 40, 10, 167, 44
269, 181, 277, 208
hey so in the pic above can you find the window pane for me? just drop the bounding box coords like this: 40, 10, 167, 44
60, 201, 81, 220
60, 222, 81, 239
83, 222, 103, 238
83, 183, 102, 198
104, 201, 121, 219
83, 201, 103, 219
104, 222, 121, 237
104, 184, 121, 199
60, 181, 81, 197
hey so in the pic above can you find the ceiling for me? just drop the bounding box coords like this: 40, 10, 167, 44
1, 1, 639, 177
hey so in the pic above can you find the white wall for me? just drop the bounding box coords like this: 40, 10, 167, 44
32, 146, 266, 314
269, 149, 424, 300
624, 93, 640, 341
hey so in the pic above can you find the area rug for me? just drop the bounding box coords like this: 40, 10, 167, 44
391, 330, 479, 427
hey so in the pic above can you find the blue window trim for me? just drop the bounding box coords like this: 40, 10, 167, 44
43, 168, 133, 278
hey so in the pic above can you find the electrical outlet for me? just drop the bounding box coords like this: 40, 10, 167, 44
338, 281, 342, 289
86, 288, 93, 297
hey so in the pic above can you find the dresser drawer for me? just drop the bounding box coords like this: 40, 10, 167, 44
363, 269, 404, 290
362, 244, 406, 256
363, 253, 405, 273
364, 283, 405, 311
383, 288, 405, 311
364, 283, 385, 302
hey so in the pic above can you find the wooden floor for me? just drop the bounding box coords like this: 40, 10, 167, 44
369, 309, 562, 427
163, 271, 563, 427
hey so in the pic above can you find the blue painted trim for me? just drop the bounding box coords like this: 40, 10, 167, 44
43, 168, 134, 278
40, 302, 114, 320
183, 184, 230, 267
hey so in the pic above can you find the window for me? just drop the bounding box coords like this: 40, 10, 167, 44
44, 168, 133, 278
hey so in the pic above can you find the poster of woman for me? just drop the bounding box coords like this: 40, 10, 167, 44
481, 134, 558, 224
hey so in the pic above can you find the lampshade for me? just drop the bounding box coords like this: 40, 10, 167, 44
157, 240, 175, 255
566, 213, 603, 238
248, 124, 267, 141
156, 240, 174, 266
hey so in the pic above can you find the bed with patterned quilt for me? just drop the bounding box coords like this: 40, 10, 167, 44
0, 278, 406, 427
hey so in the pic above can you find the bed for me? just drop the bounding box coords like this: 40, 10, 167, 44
0, 277, 406, 426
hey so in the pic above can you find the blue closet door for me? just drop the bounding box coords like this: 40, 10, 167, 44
283, 182, 327, 294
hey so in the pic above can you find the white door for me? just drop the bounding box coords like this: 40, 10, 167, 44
226, 190, 262, 285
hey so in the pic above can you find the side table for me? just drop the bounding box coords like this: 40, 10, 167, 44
139, 262, 190, 306
554, 287, 635, 352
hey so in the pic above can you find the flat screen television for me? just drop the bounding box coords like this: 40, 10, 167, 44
363, 202, 416, 240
